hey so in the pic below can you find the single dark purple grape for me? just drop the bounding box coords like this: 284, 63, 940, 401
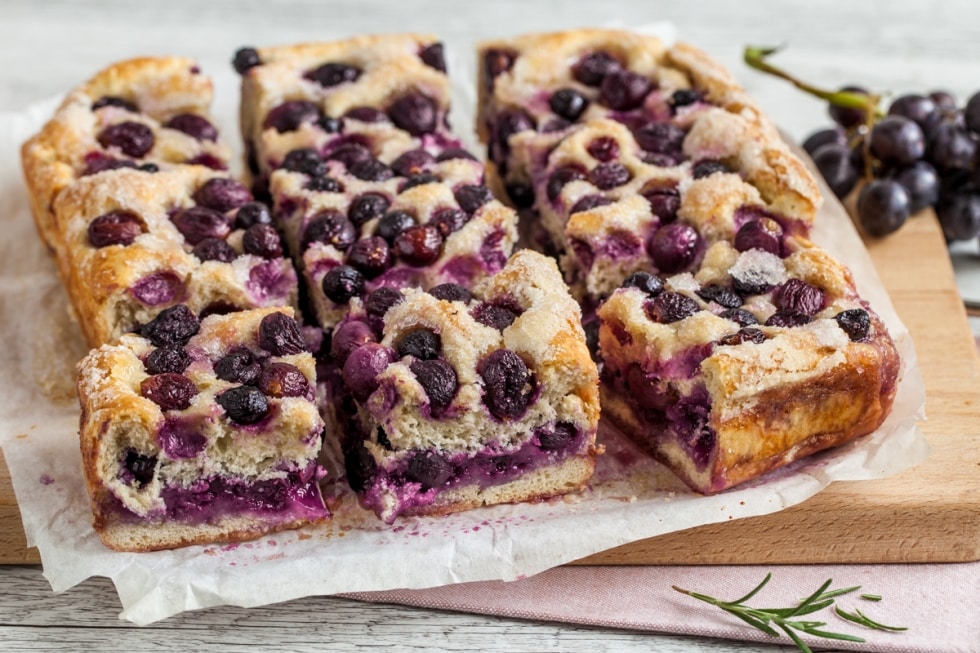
599, 70, 652, 111
88, 210, 145, 247
171, 206, 231, 245
263, 100, 322, 133
549, 88, 589, 121
589, 161, 631, 190
258, 312, 306, 355
483, 48, 517, 85
765, 311, 812, 328
233, 47, 261, 74
306, 175, 343, 193
495, 109, 536, 150
81, 154, 137, 176
193, 177, 252, 213
546, 166, 586, 201
419, 42, 447, 72
569, 194, 613, 215
670, 89, 701, 109
717, 327, 766, 346
505, 182, 534, 208
692, 159, 729, 179
587, 136, 620, 162
927, 122, 977, 171
888, 94, 940, 133
812, 143, 859, 199
454, 184, 494, 214
234, 202, 272, 229
479, 349, 533, 420
720, 307, 759, 326
281, 147, 327, 177
343, 342, 395, 401
572, 51, 622, 87
331, 320, 377, 365
140, 305, 200, 347
732, 275, 773, 297
217, 385, 269, 424
140, 373, 197, 410
144, 346, 191, 375
97, 121, 155, 157
193, 237, 236, 262
123, 450, 156, 487
472, 303, 518, 331
398, 328, 441, 360
929, 90, 958, 113
622, 271, 664, 296
774, 278, 825, 316
346, 236, 393, 278
734, 218, 784, 256
828, 85, 871, 129
317, 116, 344, 133
322, 265, 364, 304
634, 122, 686, 156
366, 287, 405, 317
437, 147, 477, 162
242, 224, 282, 259
405, 450, 455, 488
345, 444, 376, 492
345, 106, 389, 123
648, 222, 700, 273
835, 308, 871, 341
428, 283, 471, 303
894, 161, 940, 214
697, 284, 742, 309
869, 116, 925, 166
185, 153, 226, 170
214, 348, 262, 385
348, 193, 391, 227
388, 93, 437, 136
394, 225, 443, 266
856, 179, 910, 237
302, 210, 357, 252
964, 91, 980, 134
644, 291, 700, 324
430, 208, 469, 237
536, 422, 575, 452
349, 157, 394, 182
326, 142, 372, 168
643, 187, 681, 223
802, 127, 847, 157
401, 172, 440, 193
304, 62, 361, 87
139, 163, 159, 173
164, 113, 218, 142
937, 192, 980, 242
258, 362, 310, 398
376, 210, 416, 243
390, 149, 434, 177
91, 95, 137, 112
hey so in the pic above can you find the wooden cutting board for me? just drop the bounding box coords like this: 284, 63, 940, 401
2, 212, 978, 566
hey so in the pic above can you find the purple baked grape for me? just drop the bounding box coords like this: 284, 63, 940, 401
734, 218, 783, 256
455, 184, 494, 214
569, 194, 613, 215
937, 192, 980, 242
644, 291, 700, 324
812, 143, 859, 199
97, 121, 154, 157
258, 312, 306, 355
81, 154, 137, 176
437, 147, 477, 162
327, 142, 373, 168
92, 95, 137, 112
472, 302, 518, 331
388, 93, 437, 136
345, 444, 377, 492
802, 127, 847, 157
692, 159, 729, 179
233, 47, 261, 74
774, 278, 825, 316
634, 122, 685, 157
405, 450, 455, 488
965, 91, 980, 134
587, 136, 620, 163
376, 210, 416, 244
258, 362, 310, 398
428, 283, 471, 303
216, 385, 269, 424
139, 163, 159, 173
670, 89, 701, 109
589, 161, 631, 190
894, 161, 940, 214
345, 106, 389, 123
536, 422, 575, 452
140, 373, 197, 411
193, 177, 252, 213
599, 70, 652, 111
505, 182, 534, 208
281, 147, 327, 177
242, 224, 283, 259
123, 450, 156, 487
869, 116, 925, 166
193, 237, 237, 262
140, 305, 200, 347
88, 210, 145, 247
214, 348, 262, 385
643, 187, 681, 223
349, 157, 394, 182
856, 179, 910, 237
622, 271, 664, 296
394, 225, 443, 266
720, 307, 759, 326
717, 327, 766, 346
697, 284, 742, 309
366, 287, 405, 317
888, 94, 940, 133
483, 48, 516, 85
331, 320, 377, 364
550, 88, 588, 121
302, 210, 357, 251
927, 122, 977, 171
322, 265, 364, 304
164, 113, 218, 142
495, 109, 536, 151
929, 90, 958, 113
648, 222, 700, 273
304, 61, 361, 87
410, 358, 458, 416
348, 193, 391, 227
765, 311, 812, 328
546, 166, 586, 201
317, 116, 344, 133
343, 342, 395, 401
144, 346, 191, 375
263, 100, 322, 133
306, 175, 343, 193
347, 236, 393, 278
391, 149, 434, 177
419, 42, 446, 72
171, 206, 232, 245
573, 51, 622, 87
234, 202, 272, 229
401, 173, 440, 192
480, 349, 533, 420
828, 85, 871, 128
131, 271, 184, 307
834, 308, 871, 341
184, 153, 226, 170
430, 208, 469, 237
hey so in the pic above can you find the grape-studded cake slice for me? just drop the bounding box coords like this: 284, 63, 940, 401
331, 250, 600, 523
21, 56, 231, 252
77, 307, 329, 551
49, 167, 297, 347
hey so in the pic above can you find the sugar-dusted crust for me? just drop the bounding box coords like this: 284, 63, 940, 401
21, 56, 230, 251
50, 167, 298, 347
77, 307, 328, 552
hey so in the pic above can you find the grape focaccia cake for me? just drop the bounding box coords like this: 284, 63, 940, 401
77, 306, 329, 552
332, 250, 600, 523
477, 29, 900, 494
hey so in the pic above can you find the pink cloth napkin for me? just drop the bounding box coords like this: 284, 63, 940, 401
346, 562, 980, 652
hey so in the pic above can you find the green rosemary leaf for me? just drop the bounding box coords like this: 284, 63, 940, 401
860, 593, 883, 601
730, 571, 773, 605
835, 606, 909, 632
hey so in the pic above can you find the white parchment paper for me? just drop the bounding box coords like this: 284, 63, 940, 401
0, 45, 928, 625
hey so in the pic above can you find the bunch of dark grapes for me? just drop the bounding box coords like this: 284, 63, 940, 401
803, 88, 980, 241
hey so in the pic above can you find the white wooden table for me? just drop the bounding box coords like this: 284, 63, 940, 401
2, 1, 977, 650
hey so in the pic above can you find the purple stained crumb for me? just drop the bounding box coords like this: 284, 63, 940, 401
157, 416, 207, 459
479, 229, 509, 271
247, 260, 296, 303
39, 474, 54, 485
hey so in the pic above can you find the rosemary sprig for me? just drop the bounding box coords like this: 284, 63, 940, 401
672, 572, 907, 653
836, 605, 909, 632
